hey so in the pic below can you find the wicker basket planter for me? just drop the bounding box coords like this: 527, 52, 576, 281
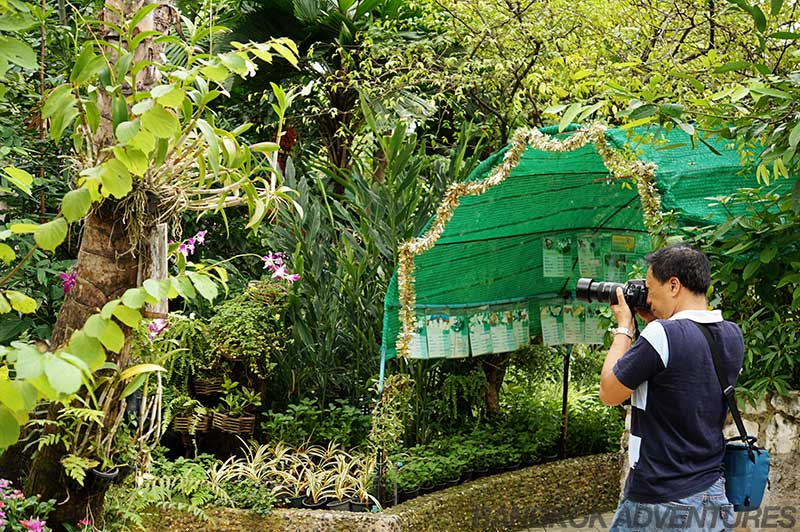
194, 376, 224, 396
172, 414, 210, 434
212, 412, 256, 435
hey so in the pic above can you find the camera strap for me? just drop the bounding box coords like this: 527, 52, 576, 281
691, 321, 755, 462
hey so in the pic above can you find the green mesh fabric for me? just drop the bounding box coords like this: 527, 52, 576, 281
380, 126, 789, 360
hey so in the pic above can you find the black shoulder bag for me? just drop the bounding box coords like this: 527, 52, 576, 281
692, 321, 770, 512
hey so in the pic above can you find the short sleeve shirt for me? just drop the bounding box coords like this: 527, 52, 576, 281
612, 309, 744, 503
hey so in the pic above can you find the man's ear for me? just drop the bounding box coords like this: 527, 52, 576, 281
669, 276, 681, 294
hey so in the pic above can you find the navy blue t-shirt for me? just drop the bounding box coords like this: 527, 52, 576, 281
612, 309, 744, 504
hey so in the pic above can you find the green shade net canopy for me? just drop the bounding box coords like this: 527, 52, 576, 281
380, 125, 775, 362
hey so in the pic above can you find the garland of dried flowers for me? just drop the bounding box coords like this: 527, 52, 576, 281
395, 123, 665, 357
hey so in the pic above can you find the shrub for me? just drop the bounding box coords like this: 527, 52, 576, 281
260, 398, 371, 448
207, 281, 289, 383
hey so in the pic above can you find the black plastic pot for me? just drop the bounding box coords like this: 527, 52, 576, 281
288, 495, 305, 508
420, 483, 436, 495
445, 478, 460, 488
475, 467, 489, 478
327, 499, 351, 511
349, 499, 369, 512
302, 497, 327, 510
459, 470, 474, 484
88, 466, 120, 491
114, 464, 133, 484
399, 488, 420, 502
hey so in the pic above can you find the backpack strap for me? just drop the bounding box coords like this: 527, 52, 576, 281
691, 321, 756, 462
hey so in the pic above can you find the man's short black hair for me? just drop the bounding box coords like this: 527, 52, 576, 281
645, 244, 710, 296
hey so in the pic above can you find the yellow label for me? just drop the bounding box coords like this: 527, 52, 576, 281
611, 234, 636, 253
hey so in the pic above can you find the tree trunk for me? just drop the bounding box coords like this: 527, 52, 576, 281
25, 204, 139, 530
481, 353, 510, 417
19, 1, 173, 527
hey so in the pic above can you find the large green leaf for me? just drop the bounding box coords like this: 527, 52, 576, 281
83, 314, 108, 339
0, 243, 15, 264
0, 10, 37, 31
143, 278, 170, 300
44, 355, 83, 394
5, 290, 37, 314
67, 330, 106, 371
116, 120, 140, 144
42, 84, 74, 119
3, 166, 33, 195
141, 104, 180, 139
112, 146, 148, 177
121, 288, 148, 308
100, 299, 121, 319
113, 305, 142, 328
152, 85, 185, 108
187, 272, 218, 302
100, 159, 133, 199
61, 188, 93, 223
0, 380, 36, 412
13, 343, 44, 379
0, 405, 20, 449
172, 276, 196, 299
0, 35, 36, 69
34, 217, 68, 251
98, 319, 125, 353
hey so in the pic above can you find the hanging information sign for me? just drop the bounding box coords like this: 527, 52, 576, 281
540, 302, 565, 346
562, 304, 584, 344
542, 236, 573, 278
468, 310, 494, 356
448, 315, 470, 358
583, 303, 607, 344
407, 314, 429, 359
425, 313, 453, 358
513, 308, 530, 349
489, 310, 518, 353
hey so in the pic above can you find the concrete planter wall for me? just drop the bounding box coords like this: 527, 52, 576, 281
143, 453, 620, 532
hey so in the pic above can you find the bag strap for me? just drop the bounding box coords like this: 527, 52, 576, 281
691, 321, 756, 461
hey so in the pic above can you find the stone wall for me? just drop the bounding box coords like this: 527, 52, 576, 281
143, 453, 620, 532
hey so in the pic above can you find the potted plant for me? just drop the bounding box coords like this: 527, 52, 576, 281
206, 281, 287, 379
302, 466, 332, 509
275, 459, 310, 508
323, 453, 356, 511
212, 377, 261, 435
349, 454, 379, 511
163, 392, 209, 435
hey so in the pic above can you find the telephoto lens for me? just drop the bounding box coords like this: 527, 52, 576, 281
575, 278, 649, 310
576, 278, 626, 305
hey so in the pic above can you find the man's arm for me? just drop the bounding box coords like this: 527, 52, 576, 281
600, 333, 634, 405
599, 286, 636, 406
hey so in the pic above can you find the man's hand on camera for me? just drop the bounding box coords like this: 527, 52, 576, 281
611, 287, 635, 331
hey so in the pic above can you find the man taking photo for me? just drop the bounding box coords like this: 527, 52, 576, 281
600, 244, 744, 532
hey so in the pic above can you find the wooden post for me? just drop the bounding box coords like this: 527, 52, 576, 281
140, 223, 169, 317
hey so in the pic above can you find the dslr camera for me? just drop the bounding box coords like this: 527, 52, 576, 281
576, 278, 649, 310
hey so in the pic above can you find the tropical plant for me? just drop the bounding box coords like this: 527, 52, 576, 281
206, 280, 288, 384
219, 377, 262, 417
0, 0, 303, 523
29, 360, 166, 486
691, 187, 800, 397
